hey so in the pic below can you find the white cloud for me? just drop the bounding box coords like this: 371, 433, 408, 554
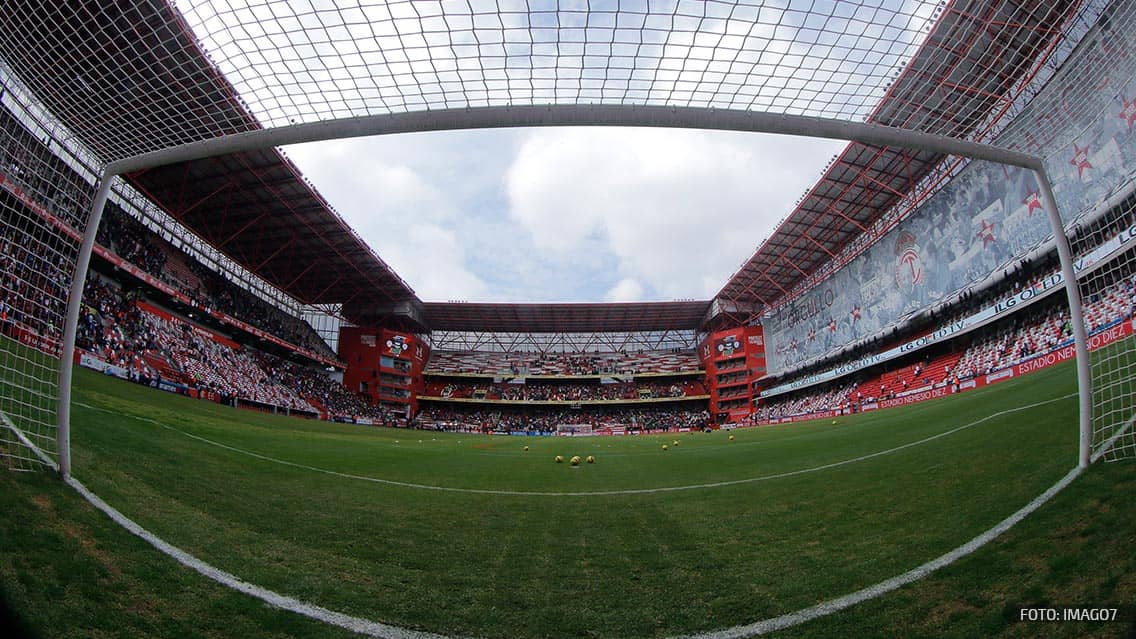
604, 277, 645, 302
505, 127, 844, 299
283, 136, 490, 301
375, 224, 489, 301
280, 126, 845, 303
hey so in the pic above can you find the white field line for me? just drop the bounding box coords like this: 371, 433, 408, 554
34, 393, 1086, 638
0, 410, 58, 470
63, 474, 451, 639
1091, 411, 1136, 462
78, 393, 1074, 497
668, 464, 1085, 639
4, 407, 446, 639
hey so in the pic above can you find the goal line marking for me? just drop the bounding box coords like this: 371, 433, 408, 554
11, 393, 1086, 638
77, 392, 1074, 497
1091, 411, 1136, 463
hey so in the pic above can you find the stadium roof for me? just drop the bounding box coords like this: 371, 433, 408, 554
715, 0, 1081, 324
0, 0, 418, 312
422, 301, 710, 334
0, 0, 1086, 334
128, 151, 418, 308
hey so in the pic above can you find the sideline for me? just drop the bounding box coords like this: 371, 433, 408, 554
76, 393, 1074, 497
6, 399, 1120, 638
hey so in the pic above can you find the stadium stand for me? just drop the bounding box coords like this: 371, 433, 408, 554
415, 404, 710, 434
757, 250, 1136, 422
0, 220, 68, 343
1, 104, 336, 362
422, 378, 707, 402
72, 271, 397, 422
755, 190, 1136, 420
420, 347, 708, 433
424, 349, 702, 375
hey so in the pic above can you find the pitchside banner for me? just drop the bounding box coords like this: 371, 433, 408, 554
762, 219, 1136, 397
764, 9, 1136, 376
759, 318, 1136, 424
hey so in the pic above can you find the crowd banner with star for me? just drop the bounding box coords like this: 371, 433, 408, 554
763, 11, 1136, 377
762, 218, 1136, 398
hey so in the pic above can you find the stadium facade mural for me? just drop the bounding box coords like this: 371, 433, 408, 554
761, 213, 1136, 398
764, 18, 1136, 376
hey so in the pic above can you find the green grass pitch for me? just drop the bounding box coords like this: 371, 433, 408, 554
0, 361, 1133, 638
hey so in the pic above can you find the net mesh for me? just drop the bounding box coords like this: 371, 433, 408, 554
0, 75, 94, 471
0, 0, 1133, 469
1034, 0, 1136, 461
1072, 193, 1136, 462
0, 0, 1097, 162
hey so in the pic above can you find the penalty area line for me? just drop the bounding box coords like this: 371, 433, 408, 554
77, 393, 1074, 497
668, 463, 1085, 639
53, 394, 1088, 639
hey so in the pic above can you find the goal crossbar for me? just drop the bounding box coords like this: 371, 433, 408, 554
52, 105, 1093, 476
109, 105, 1043, 175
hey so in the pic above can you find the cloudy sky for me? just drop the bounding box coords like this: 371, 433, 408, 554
283, 128, 845, 303
177, 0, 938, 304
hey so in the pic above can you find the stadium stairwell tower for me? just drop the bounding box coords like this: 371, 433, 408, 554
698, 325, 767, 423
338, 326, 429, 419
0, 0, 1132, 479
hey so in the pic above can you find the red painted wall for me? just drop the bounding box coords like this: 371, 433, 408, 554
338, 327, 429, 417
700, 325, 765, 421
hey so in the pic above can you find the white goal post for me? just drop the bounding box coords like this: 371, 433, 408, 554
2, 0, 1133, 479
52, 106, 1094, 475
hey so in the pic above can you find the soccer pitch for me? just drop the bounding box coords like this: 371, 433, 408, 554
0, 363, 1133, 639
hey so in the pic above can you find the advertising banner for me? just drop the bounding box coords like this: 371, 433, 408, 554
13, 324, 60, 356
752, 318, 1135, 426
762, 220, 1136, 397
764, 11, 1136, 376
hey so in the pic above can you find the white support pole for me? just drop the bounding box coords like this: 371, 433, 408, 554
56, 170, 115, 478
1029, 162, 1093, 468
45, 105, 1069, 479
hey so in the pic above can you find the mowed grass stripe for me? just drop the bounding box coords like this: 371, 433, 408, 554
71, 363, 1075, 493
74, 390, 1075, 496
54, 364, 1082, 638
5, 444, 1131, 639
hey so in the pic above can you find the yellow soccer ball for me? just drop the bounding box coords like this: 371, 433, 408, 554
524, 446, 529, 451
555, 455, 564, 463
662, 444, 668, 451
586, 455, 595, 464
728, 434, 735, 441
570, 455, 581, 466
673, 440, 679, 446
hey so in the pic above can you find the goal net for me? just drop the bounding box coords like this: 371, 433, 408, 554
0, 0, 1134, 475
557, 424, 594, 437
1072, 197, 1136, 461
0, 72, 91, 471
997, 0, 1136, 462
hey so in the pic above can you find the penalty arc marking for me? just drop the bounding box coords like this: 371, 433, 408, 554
9, 394, 1115, 639
79, 393, 1071, 497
